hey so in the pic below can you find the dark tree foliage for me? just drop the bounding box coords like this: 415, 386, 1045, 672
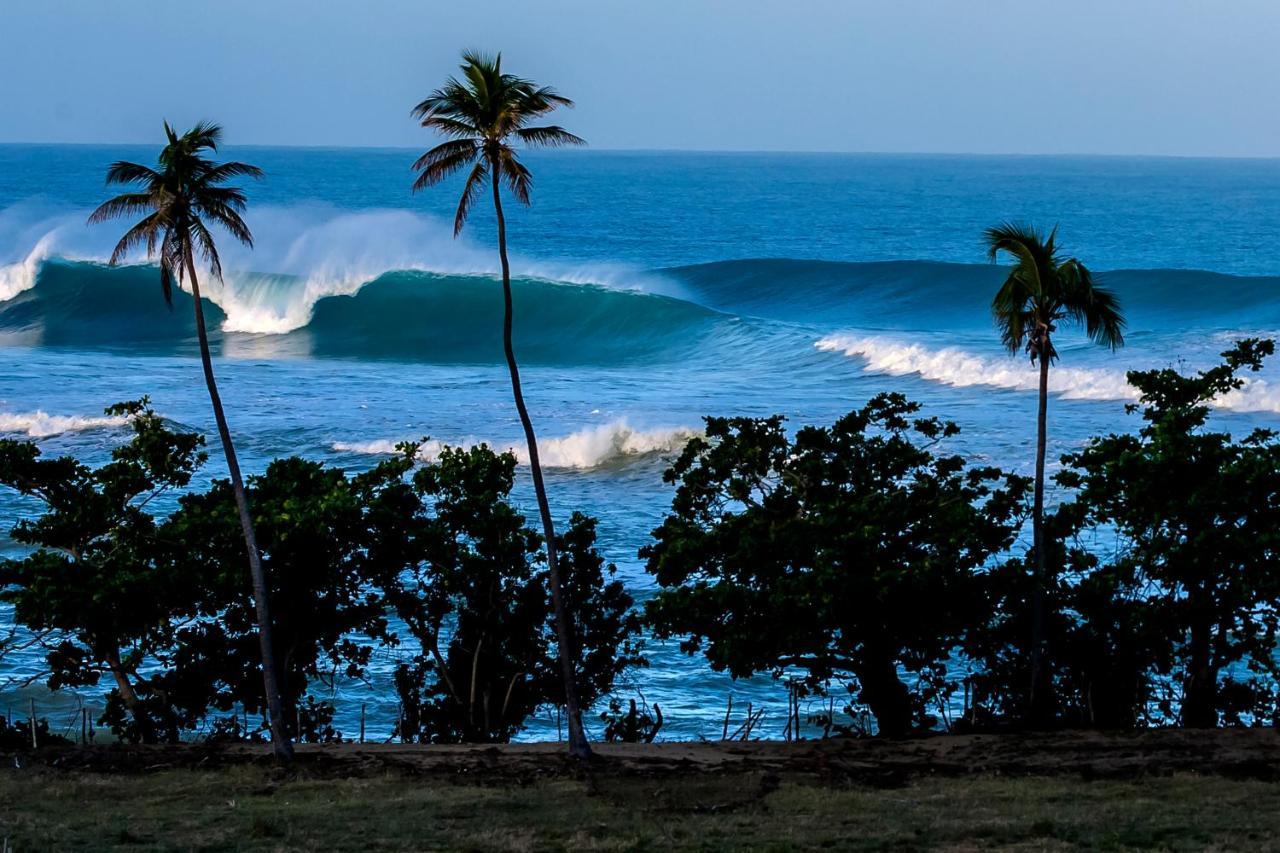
0, 400, 206, 742
642, 393, 1029, 737
368, 444, 640, 744
1056, 340, 1280, 728
160, 457, 391, 742
965, 505, 1173, 730
968, 340, 1280, 729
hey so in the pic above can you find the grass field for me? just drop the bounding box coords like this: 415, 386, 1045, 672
5, 768, 1280, 851
4, 733, 1280, 851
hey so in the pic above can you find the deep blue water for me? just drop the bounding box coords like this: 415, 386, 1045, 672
2, 146, 1280, 741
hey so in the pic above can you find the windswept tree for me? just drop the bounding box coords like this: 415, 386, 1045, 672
87, 123, 293, 761
985, 223, 1125, 722
409, 51, 593, 757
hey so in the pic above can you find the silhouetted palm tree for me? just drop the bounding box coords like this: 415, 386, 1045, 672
410, 51, 593, 758
986, 222, 1125, 722
88, 122, 292, 761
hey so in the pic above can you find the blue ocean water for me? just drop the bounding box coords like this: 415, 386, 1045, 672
2, 146, 1280, 740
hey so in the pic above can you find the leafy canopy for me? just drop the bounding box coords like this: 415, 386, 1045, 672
410, 51, 584, 234
986, 223, 1125, 363
643, 393, 1029, 736
87, 121, 262, 303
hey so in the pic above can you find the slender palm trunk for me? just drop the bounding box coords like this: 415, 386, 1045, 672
489, 166, 592, 760
1029, 339, 1051, 724
186, 256, 294, 762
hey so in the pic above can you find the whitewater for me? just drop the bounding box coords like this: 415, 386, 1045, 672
3, 146, 1280, 740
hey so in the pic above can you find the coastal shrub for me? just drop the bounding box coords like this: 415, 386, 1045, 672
0, 400, 208, 742
968, 340, 1280, 729
964, 505, 1171, 729
162, 456, 391, 741
642, 393, 1029, 737
368, 444, 642, 744
600, 695, 663, 743
1055, 339, 1280, 728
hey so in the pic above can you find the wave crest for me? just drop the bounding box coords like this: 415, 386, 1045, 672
333, 420, 701, 470
816, 334, 1280, 414
0, 409, 128, 438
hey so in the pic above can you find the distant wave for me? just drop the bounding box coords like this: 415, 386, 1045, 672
817, 334, 1280, 414
333, 420, 701, 470
0, 204, 683, 333
4, 200, 1280, 367
0, 261, 724, 365
0, 409, 128, 438
668, 259, 1280, 331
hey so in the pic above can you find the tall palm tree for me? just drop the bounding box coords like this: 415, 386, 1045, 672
88, 122, 293, 761
986, 223, 1125, 723
410, 51, 592, 758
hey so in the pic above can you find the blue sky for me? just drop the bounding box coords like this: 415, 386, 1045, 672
3, 0, 1277, 156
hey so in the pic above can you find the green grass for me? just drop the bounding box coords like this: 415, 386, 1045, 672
3, 766, 1280, 851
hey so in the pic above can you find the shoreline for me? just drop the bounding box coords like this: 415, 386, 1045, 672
13, 728, 1280, 783
5, 731, 1280, 850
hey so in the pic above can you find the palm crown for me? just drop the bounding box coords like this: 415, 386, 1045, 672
986, 222, 1125, 363
88, 121, 262, 304
411, 51, 584, 234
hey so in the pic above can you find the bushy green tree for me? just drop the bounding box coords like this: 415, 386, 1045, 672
161, 458, 391, 742
368, 444, 640, 744
1056, 340, 1280, 728
643, 394, 1029, 737
965, 504, 1172, 729
0, 400, 205, 742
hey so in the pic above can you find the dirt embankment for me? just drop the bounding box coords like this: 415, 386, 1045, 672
11, 728, 1280, 786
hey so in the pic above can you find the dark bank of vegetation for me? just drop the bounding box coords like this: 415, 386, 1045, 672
4, 340, 1280, 748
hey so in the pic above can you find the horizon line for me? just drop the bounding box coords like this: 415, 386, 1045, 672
1, 140, 1279, 162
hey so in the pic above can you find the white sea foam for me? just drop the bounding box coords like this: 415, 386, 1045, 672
816, 334, 1280, 414
0, 410, 128, 438
0, 231, 61, 301
333, 420, 701, 470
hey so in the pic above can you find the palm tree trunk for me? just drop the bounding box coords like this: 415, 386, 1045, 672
185, 256, 294, 763
489, 167, 592, 760
1029, 341, 1051, 725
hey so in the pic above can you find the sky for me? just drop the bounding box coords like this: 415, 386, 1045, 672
2, 0, 1278, 157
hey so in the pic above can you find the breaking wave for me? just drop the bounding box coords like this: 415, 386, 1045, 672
0, 409, 129, 438
817, 334, 1280, 414
333, 420, 701, 470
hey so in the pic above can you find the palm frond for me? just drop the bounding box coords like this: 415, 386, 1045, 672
190, 218, 224, 280
514, 126, 586, 148
526, 85, 574, 110
87, 192, 156, 224
496, 150, 532, 205
453, 161, 488, 235
106, 212, 164, 265
412, 50, 581, 231
103, 161, 161, 188
986, 223, 1126, 361
1059, 261, 1125, 351
201, 161, 264, 184
197, 198, 254, 249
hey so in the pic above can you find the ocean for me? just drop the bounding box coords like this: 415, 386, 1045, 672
2, 146, 1280, 741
